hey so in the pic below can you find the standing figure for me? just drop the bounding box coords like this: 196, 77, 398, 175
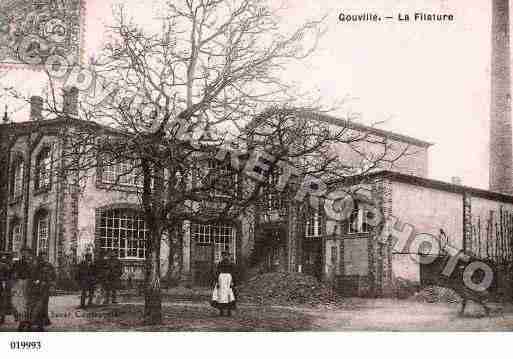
0, 252, 13, 325
77, 253, 96, 308
31, 252, 55, 331
97, 251, 122, 305
211, 251, 236, 317
11, 246, 36, 331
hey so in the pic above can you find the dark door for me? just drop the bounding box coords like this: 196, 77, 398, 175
259, 227, 285, 272
193, 244, 214, 286
302, 238, 322, 279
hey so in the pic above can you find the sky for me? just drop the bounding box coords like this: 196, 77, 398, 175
0, 0, 502, 190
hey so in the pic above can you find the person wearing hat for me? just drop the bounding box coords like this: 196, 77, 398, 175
11, 246, 35, 331
211, 251, 237, 317
32, 252, 55, 331
96, 250, 122, 305
77, 253, 97, 308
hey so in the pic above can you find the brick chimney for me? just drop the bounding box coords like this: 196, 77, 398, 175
63, 86, 79, 117
30, 96, 43, 121
490, 0, 513, 194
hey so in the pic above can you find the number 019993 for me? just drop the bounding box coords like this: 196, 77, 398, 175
10, 341, 42, 350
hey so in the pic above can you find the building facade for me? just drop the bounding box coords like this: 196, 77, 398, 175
249, 112, 432, 287
0, 92, 258, 286
324, 171, 513, 298
2, 94, 461, 293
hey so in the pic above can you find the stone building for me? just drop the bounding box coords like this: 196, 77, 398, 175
0, 91, 432, 287
327, 171, 513, 298
0, 94, 254, 286
250, 112, 432, 284
1, 90, 511, 297
251, 111, 513, 299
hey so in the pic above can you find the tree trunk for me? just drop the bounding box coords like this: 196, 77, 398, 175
165, 224, 180, 286
166, 237, 175, 285
144, 222, 162, 325
142, 160, 165, 325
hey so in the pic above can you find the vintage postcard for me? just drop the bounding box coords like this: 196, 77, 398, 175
0, 0, 511, 356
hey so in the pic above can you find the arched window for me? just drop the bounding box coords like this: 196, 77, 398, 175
98, 208, 148, 259
305, 210, 322, 239
8, 218, 22, 253
35, 147, 51, 190
34, 209, 50, 257
347, 204, 372, 234
11, 157, 24, 199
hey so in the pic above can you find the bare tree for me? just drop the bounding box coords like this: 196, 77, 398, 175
76, 0, 327, 324
0, 0, 415, 325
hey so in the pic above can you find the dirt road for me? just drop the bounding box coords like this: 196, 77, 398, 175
1, 295, 512, 331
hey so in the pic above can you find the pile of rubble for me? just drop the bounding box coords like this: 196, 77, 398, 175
238, 271, 340, 306
411, 285, 462, 304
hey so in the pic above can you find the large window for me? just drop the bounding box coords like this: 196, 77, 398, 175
192, 223, 234, 262
305, 210, 322, 239
99, 209, 148, 259
35, 147, 51, 190
34, 210, 49, 257
102, 155, 142, 187
8, 219, 22, 253
11, 158, 24, 199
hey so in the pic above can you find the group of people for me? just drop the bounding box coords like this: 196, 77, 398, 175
1, 247, 232, 329
0, 248, 122, 331
0, 246, 55, 331
77, 251, 122, 308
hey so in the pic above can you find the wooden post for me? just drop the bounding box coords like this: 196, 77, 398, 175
486, 216, 491, 260
478, 217, 482, 258
497, 206, 504, 263
495, 219, 499, 263
509, 212, 513, 261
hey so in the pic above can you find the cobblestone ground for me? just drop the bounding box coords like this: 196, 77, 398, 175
1, 291, 513, 331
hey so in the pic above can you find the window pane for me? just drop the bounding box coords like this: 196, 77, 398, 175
305, 211, 321, 239
36, 214, 49, 256
12, 161, 24, 198
36, 149, 51, 189
99, 209, 148, 259
192, 223, 234, 262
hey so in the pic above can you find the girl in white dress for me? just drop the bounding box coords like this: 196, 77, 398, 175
211, 251, 236, 316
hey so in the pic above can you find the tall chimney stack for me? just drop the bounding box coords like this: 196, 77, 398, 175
490, 0, 513, 194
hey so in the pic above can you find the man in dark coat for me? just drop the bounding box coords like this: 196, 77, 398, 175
97, 251, 122, 305
12, 246, 36, 331
77, 253, 96, 308
0, 252, 13, 325
31, 252, 55, 331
